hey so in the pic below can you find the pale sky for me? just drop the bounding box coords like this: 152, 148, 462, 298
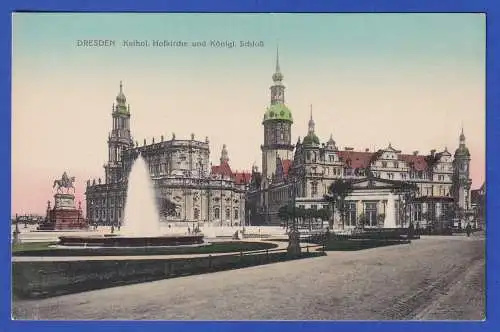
12, 13, 486, 215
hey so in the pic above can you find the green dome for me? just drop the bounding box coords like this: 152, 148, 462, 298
263, 103, 293, 123
114, 103, 130, 115
303, 133, 320, 145
455, 145, 470, 157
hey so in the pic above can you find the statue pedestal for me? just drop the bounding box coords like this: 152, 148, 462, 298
39, 193, 88, 231
287, 227, 302, 256
54, 193, 76, 209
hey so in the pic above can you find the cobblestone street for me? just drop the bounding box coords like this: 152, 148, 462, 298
13, 233, 485, 320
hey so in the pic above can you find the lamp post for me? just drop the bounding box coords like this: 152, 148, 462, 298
287, 177, 301, 255
198, 157, 203, 225
13, 213, 21, 245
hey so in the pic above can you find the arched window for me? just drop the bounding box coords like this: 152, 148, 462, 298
194, 208, 200, 219
234, 209, 239, 220
214, 207, 220, 219
226, 208, 231, 219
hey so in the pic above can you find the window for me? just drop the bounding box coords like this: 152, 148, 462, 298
234, 209, 239, 220
382, 161, 387, 168
299, 205, 305, 209
226, 208, 231, 219
194, 208, 200, 220
214, 207, 220, 219
311, 182, 318, 196
413, 204, 422, 221
329, 155, 334, 162
439, 186, 446, 196
346, 202, 357, 227
394, 162, 399, 168
365, 202, 378, 227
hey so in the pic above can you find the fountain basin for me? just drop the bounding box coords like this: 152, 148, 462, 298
58, 234, 204, 248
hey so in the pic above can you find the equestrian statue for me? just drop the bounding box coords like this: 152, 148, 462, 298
53, 171, 76, 194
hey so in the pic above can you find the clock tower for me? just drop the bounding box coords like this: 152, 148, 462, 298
104, 81, 134, 184
260, 48, 294, 183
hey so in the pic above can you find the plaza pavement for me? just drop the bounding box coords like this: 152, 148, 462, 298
12, 232, 485, 321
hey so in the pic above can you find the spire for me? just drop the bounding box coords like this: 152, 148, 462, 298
220, 144, 229, 164
275, 45, 281, 73
272, 44, 284, 83
115, 81, 127, 111
460, 125, 466, 144
308, 104, 315, 135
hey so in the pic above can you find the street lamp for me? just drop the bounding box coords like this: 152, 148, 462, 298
287, 177, 300, 255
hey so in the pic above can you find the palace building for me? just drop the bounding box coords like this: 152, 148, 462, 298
246, 50, 473, 229
85, 51, 475, 230
85, 82, 250, 226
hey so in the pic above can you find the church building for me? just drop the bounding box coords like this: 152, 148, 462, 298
85, 82, 251, 227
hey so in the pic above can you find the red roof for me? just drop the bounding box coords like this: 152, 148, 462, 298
211, 161, 233, 178
399, 154, 428, 171
282, 159, 292, 177
338, 151, 373, 169
211, 162, 251, 184
234, 171, 252, 184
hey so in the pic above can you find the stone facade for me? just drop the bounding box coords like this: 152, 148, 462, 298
247, 51, 473, 228
85, 84, 250, 226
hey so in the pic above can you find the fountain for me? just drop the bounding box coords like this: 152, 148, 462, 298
58, 155, 204, 248
122, 155, 160, 236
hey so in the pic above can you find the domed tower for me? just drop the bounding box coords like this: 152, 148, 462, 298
452, 127, 472, 212
104, 81, 134, 184
302, 105, 320, 146
261, 47, 294, 181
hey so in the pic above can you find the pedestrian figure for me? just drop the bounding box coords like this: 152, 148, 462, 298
188, 226, 191, 234
408, 223, 415, 239
466, 223, 472, 237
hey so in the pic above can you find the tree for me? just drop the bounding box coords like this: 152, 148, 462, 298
158, 198, 177, 218
395, 182, 418, 227
278, 204, 295, 228
317, 208, 332, 228
324, 179, 354, 229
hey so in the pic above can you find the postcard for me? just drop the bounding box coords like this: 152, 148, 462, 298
11, 12, 485, 321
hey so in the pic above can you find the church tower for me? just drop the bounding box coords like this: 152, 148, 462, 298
261, 47, 294, 182
453, 127, 472, 213
104, 81, 134, 184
